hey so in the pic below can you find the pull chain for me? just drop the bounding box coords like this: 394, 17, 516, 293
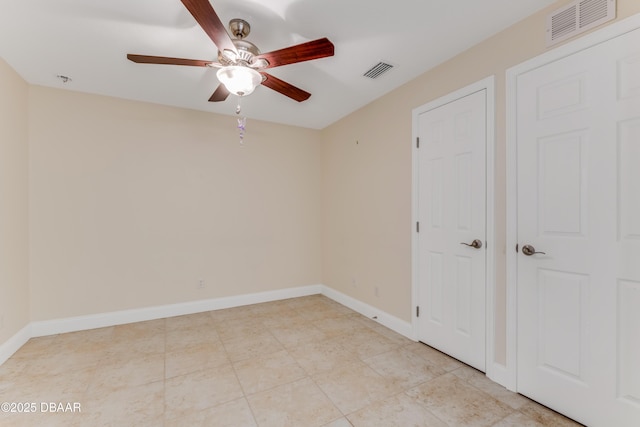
235, 97, 247, 145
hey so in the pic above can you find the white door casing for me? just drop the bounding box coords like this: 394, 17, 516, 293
412, 77, 496, 374
507, 14, 640, 427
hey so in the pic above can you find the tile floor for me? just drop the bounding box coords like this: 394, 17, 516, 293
0, 295, 582, 426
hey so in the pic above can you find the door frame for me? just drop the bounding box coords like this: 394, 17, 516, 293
505, 12, 640, 391
411, 76, 497, 378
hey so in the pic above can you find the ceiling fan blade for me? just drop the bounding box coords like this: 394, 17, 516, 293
181, 0, 237, 54
127, 54, 212, 67
256, 38, 334, 69
208, 84, 230, 102
260, 72, 311, 102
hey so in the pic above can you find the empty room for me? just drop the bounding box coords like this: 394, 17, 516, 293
1, 0, 639, 426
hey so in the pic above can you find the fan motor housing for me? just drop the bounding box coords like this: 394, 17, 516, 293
217, 19, 262, 66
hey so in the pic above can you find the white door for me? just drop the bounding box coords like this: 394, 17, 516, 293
516, 27, 640, 427
417, 89, 487, 371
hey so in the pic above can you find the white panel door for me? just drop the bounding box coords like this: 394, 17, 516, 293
417, 90, 486, 371
516, 26, 640, 427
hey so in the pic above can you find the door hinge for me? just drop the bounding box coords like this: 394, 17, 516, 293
416, 306, 420, 317
416, 137, 420, 148
416, 222, 420, 233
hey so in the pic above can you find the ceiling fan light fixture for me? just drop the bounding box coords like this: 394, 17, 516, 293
216, 66, 262, 96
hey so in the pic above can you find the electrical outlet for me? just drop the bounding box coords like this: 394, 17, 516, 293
374, 286, 379, 297
0, 314, 4, 331
198, 279, 205, 289
351, 277, 357, 288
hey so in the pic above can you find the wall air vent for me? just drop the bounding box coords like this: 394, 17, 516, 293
546, 0, 616, 47
363, 61, 394, 79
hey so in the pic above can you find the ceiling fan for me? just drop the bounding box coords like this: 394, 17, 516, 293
127, 0, 335, 103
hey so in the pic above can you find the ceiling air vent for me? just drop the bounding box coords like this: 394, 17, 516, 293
363, 61, 394, 79
546, 0, 616, 47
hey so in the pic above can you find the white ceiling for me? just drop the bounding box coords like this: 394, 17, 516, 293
0, 0, 557, 129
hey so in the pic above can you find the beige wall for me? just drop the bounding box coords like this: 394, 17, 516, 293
28, 87, 322, 320
0, 59, 30, 343
321, 0, 640, 364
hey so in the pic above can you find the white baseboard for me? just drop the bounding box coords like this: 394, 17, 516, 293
1, 283, 415, 365
31, 284, 323, 337
320, 285, 415, 340
0, 324, 31, 366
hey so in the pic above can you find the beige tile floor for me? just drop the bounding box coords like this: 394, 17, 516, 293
0, 295, 582, 427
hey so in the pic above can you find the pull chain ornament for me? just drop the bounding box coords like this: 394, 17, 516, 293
236, 98, 246, 145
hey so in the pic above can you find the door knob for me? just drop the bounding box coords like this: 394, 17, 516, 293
460, 239, 483, 249
522, 244, 545, 256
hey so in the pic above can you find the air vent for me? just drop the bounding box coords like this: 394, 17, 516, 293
363, 61, 394, 79
546, 0, 616, 47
